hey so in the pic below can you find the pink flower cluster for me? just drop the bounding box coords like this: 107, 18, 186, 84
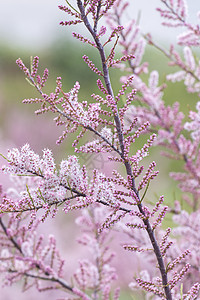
1, 0, 200, 299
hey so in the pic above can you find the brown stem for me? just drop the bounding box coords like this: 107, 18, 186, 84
76, 1, 172, 298
0, 217, 23, 254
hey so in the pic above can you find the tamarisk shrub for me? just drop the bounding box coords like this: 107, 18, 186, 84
0, 0, 200, 299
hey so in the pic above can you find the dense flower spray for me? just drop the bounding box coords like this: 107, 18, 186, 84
1, 0, 200, 299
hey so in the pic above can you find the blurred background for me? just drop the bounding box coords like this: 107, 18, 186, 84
0, 0, 199, 299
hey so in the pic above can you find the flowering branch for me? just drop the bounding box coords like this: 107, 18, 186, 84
0, 214, 93, 299
1, 0, 200, 299
14, 1, 175, 298
108, 0, 200, 211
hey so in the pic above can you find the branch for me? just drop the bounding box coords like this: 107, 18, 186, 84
0, 219, 91, 298
0, 217, 23, 254
75, 1, 172, 299
8, 269, 75, 294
